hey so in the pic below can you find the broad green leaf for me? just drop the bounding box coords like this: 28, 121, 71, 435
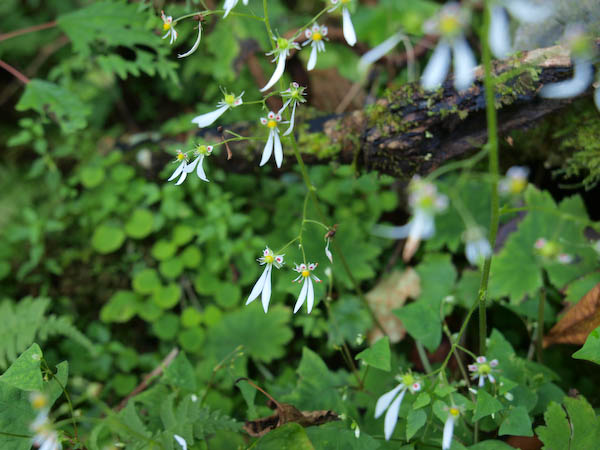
124, 209, 154, 239
468, 441, 515, 450
328, 296, 373, 347
535, 401, 570, 450
152, 240, 177, 260
0, 343, 43, 391
159, 258, 184, 280
100, 290, 142, 323
163, 352, 197, 392
406, 408, 427, 440
92, 224, 125, 254
473, 390, 503, 421
172, 225, 195, 247
152, 283, 181, 309
306, 421, 380, 450
415, 253, 457, 310
132, 269, 161, 295
572, 326, 600, 365
250, 423, 314, 450
178, 327, 205, 353
394, 302, 441, 352
413, 392, 431, 409
355, 336, 391, 371
0, 381, 37, 450
565, 272, 600, 304
151, 313, 180, 340
563, 396, 600, 449
215, 283, 241, 309
181, 246, 202, 268
80, 166, 105, 188
498, 406, 532, 437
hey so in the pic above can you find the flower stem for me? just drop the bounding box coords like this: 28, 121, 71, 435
0, 20, 57, 42
0, 60, 30, 84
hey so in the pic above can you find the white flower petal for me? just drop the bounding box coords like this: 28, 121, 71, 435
371, 223, 412, 239
261, 264, 272, 313
384, 389, 406, 441
540, 59, 594, 99
409, 210, 435, 241
191, 105, 229, 128
283, 101, 297, 136
595, 87, 600, 112
196, 155, 209, 182
260, 131, 275, 166
479, 375, 485, 387
174, 434, 188, 450
246, 266, 269, 304
175, 158, 198, 186
306, 277, 315, 313
261, 52, 287, 92
294, 278, 309, 313
421, 41, 451, 91
374, 384, 404, 419
489, 6, 512, 59
442, 416, 456, 450
168, 161, 186, 182
178, 24, 202, 58
307, 45, 318, 71
223, 0, 237, 18
359, 32, 404, 69
325, 239, 333, 263
342, 7, 357, 46
505, 0, 552, 23
273, 132, 283, 168
452, 36, 476, 91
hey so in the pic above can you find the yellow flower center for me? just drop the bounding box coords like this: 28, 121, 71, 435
267, 120, 277, 129
449, 407, 460, 417
302, 270, 310, 277
265, 255, 274, 264
509, 178, 527, 194
313, 32, 323, 41
163, 22, 171, 31
177, 153, 185, 160
341, 0, 351, 4
478, 363, 491, 375
31, 393, 48, 410
439, 15, 460, 36
224, 94, 235, 105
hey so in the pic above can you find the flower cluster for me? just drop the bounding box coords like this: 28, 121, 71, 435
374, 372, 422, 440
468, 356, 499, 388
167, 144, 214, 185
534, 238, 573, 264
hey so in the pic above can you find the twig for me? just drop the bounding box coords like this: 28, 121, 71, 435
0, 20, 57, 42
0, 60, 30, 84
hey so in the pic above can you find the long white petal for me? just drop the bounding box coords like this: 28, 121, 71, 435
489, 6, 512, 59
261, 264, 272, 313
178, 25, 202, 58
294, 278, 309, 313
174, 434, 188, 450
175, 158, 198, 185
342, 7, 357, 46
191, 105, 229, 128
539, 60, 594, 99
384, 389, 406, 441
360, 32, 404, 68
246, 266, 268, 304
283, 102, 297, 136
421, 42, 451, 91
374, 384, 404, 418
168, 161, 186, 182
273, 132, 283, 168
196, 155, 209, 182
505, 0, 552, 23
243, 0, 248, 4
279, 98, 292, 115
261, 53, 287, 92
307, 45, 318, 71
409, 210, 435, 241
372, 223, 412, 239
594, 87, 600, 112
306, 277, 315, 313
260, 131, 275, 166
442, 416, 456, 450
452, 36, 476, 91
223, 0, 237, 18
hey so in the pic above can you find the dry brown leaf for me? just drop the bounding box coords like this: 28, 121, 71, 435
543, 283, 600, 348
366, 268, 420, 344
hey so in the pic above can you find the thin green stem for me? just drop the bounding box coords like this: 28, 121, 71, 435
415, 341, 433, 373
536, 287, 546, 362
174, 10, 264, 24
42, 360, 78, 440
262, 0, 275, 46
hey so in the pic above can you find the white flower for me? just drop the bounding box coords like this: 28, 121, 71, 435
325, 238, 333, 263
329, 0, 357, 47
467, 356, 499, 388
464, 227, 492, 266
192, 91, 244, 128
167, 150, 191, 185
489, 0, 552, 59
174, 434, 187, 450
292, 263, 321, 314
421, 3, 476, 92
498, 166, 529, 195
177, 21, 202, 58
261, 38, 301, 92
372, 176, 448, 261
374, 373, 422, 440
260, 111, 285, 167
246, 247, 284, 313
302, 24, 328, 71
223, 0, 249, 18
30, 411, 61, 450
161, 11, 178, 45
540, 26, 595, 101
359, 32, 407, 69
279, 82, 307, 136
167, 145, 213, 184
557, 253, 573, 264
442, 406, 461, 450
534, 238, 572, 263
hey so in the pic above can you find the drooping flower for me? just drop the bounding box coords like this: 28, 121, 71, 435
246, 247, 284, 313
468, 356, 499, 388
374, 373, 422, 440
292, 263, 321, 314
442, 406, 462, 450
302, 24, 329, 71
328, 0, 357, 47
540, 25, 596, 102
167, 150, 191, 185
498, 166, 529, 196
189, 144, 213, 183
192, 91, 244, 128
534, 238, 573, 264
279, 82, 307, 136
177, 21, 203, 58
261, 38, 301, 92
174, 435, 187, 450
325, 238, 333, 263
463, 227, 492, 266
223, 0, 249, 18
372, 176, 448, 261
29, 392, 61, 450
489, 0, 552, 59
167, 145, 213, 185
161, 11, 178, 45
260, 111, 284, 167
421, 2, 477, 92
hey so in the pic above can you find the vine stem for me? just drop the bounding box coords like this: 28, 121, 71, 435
0, 60, 30, 84
0, 20, 57, 42
477, 0, 501, 357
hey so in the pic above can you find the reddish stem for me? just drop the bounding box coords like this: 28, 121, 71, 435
0, 60, 30, 84
0, 20, 57, 42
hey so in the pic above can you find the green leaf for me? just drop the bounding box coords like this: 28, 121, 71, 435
250, 423, 314, 450
124, 209, 154, 239
92, 224, 125, 254
473, 390, 504, 421
406, 408, 427, 440
172, 225, 196, 247
181, 246, 202, 268
0, 344, 43, 391
413, 392, 431, 409
100, 290, 142, 323
178, 327, 205, 353
572, 326, 600, 365
394, 302, 441, 352
16, 79, 89, 133
355, 336, 391, 371
535, 401, 570, 450
80, 166, 105, 188
163, 352, 197, 392
498, 406, 532, 437
305, 421, 380, 450
152, 313, 180, 340
415, 253, 457, 310
562, 396, 600, 449
159, 258, 184, 280
132, 269, 161, 295
215, 283, 241, 309
152, 240, 177, 260
152, 283, 181, 309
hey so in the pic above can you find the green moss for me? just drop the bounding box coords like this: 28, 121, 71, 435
296, 123, 342, 159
